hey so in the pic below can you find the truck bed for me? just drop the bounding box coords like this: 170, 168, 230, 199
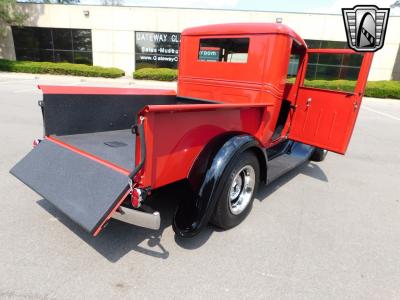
11, 86, 266, 236
53, 129, 135, 171
38, 88, 217, 173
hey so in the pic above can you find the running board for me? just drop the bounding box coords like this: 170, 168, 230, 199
266, 142, 314, 184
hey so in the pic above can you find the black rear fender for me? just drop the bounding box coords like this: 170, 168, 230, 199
173, 134, 267, 238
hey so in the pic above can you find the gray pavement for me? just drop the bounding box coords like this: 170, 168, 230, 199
0, 72, 400, 299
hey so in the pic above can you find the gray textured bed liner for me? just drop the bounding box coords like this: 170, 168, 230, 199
10, 139, 130, 234
54, 129, 135, 171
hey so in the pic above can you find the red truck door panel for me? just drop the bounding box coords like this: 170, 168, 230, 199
288, 49, 373, 154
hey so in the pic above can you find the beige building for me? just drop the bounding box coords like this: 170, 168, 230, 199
1, 3, 399, 80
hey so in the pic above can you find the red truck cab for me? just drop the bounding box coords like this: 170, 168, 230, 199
11, 23, 373, 239
179, 23, 372, 152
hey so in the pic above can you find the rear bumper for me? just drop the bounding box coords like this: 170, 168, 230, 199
112, 206, 160, 230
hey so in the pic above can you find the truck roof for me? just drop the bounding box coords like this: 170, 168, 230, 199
182, 23, 307, 48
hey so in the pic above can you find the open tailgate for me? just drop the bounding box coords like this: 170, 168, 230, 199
10, 138, 130, 236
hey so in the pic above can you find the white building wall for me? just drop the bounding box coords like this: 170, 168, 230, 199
0, 26, 16, 60
1, 3, 399, 80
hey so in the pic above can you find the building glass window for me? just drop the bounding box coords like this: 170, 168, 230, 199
305, 39, 348, 49
135, 31, 180, 70
198, 38, 249, 63
12, 26, 93, 65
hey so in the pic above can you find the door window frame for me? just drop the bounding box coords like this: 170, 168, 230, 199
298, 49, 372, 96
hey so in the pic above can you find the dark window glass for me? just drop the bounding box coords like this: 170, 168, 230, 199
313, 65, 341, 80
320, 40, 347, 48
198, 38, 249, 63
72, 29, 92, 51
12, 26, 93, 65
38, 50, 54, 62
15, 48, 39, 61
318, 53, 342, 65
305, 40, 321, 48
343, 54, 363, 66
287, 54, 300, 78
303, 39, 361, 92
73, 51, 93, 65
286, 40, 305, 84
52, 29, 72, 50
12, 27, 37, 49
37, 28, 53, 49
54, 51, 74, 63
308, 53, 318, 64
304, 53, 363, 92
338, 67, 361, 80
305, 64, 317, 80
305, 39, 348, 49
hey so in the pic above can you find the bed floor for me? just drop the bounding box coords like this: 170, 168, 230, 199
54, 129, 135, 171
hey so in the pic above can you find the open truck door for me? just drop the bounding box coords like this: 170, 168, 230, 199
288, 49, 373, 154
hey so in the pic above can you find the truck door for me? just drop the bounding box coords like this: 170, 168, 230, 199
288, 49, 373, 154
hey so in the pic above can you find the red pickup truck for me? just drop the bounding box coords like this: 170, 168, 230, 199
11, 23, 373, 238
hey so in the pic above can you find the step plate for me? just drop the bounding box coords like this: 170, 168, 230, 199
267, 142, 314, 184
10, 139, 129, 234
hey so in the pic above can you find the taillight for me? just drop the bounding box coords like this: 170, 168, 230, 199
131, 188, 146, 208
32, 139, 42, 147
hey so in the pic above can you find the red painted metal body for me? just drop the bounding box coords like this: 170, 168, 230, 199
287, 49, 373, 153
138, 103, 269, 189
38, 23, 374, 194
133, 24, 373, 190
33, 23, 373, 235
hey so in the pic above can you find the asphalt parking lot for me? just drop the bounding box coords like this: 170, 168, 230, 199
1, 72, 400, 299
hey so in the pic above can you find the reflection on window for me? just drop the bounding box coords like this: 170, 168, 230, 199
305, 39, 348, 49
198, 38, 249, 63
12, 26, 93, 65
287, 54, 300, 81
304, 53, 363, 92
303, 39, 361, 91
286, 39, 303, 84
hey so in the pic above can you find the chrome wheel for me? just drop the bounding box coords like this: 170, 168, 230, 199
228, 165, 256, 215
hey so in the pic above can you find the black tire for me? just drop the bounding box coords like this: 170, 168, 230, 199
211, 151, 260, 230
310, 147, 328, 162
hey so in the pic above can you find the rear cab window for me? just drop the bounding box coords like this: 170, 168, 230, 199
198, 38, 249, 63
179, 35, 266, 84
